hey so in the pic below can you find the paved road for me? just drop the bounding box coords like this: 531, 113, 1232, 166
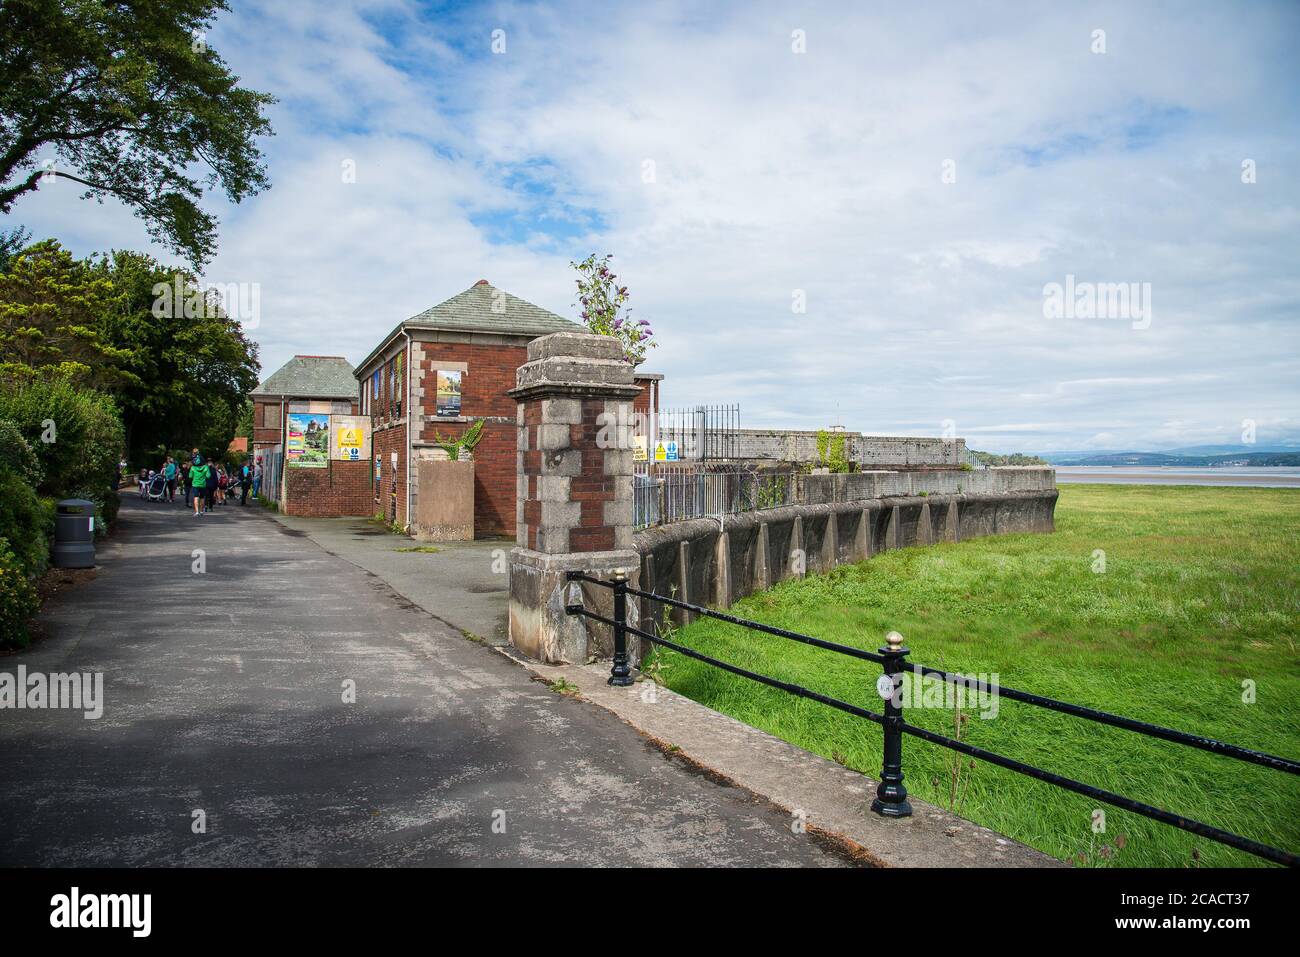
0, 497, 846, 867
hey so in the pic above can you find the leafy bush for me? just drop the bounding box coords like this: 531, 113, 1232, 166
0, 467, 52, 576
0, 419, 51, 576
0, 418, 43, 486
0, 375, 124, 502
67, 486, 119, 536
0, 538, 39, 649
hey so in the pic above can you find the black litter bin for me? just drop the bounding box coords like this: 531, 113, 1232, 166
53, 498, 97, 569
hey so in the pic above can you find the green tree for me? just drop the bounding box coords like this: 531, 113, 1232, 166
0, 0, 275, 267
0, 224, 30, 271
0, 238, 137, 386
92, 249, 259, 462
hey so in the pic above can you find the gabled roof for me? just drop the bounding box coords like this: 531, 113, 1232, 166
356, 280, 581, 374
408, 279, 580, 336
251, 355, 358, 399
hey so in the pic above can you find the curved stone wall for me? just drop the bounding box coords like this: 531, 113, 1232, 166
632, 488, 1058, 651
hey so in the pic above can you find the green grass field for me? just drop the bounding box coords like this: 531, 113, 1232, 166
650, 484, 1300, 867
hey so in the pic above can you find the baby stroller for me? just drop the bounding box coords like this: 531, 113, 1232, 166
144, 471, 167, 503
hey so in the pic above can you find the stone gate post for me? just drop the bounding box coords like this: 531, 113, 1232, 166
508, 332, 641, 664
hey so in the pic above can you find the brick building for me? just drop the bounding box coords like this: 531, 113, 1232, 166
249, 355, 372, 517
354, 279, 660, 538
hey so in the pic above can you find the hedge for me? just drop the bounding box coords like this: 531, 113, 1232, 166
0, 538, 39, 648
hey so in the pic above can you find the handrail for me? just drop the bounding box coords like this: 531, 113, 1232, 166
565, 569, 1300, 867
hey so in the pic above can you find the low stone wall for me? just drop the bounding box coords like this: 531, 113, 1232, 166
730, 431, 973, 469
632, 480, 1057, 657
797, 465, 1054, 501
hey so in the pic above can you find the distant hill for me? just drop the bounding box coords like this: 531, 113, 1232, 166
1051, 451, 1300, 467
1038, 444, 1300, 464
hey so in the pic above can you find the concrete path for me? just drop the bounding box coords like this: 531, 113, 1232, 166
268, 510, 510, 645
0, 497, 850, 867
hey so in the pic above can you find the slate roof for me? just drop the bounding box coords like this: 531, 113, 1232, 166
410, 280, 579, 336
356, 280, 581, 374
251, 355, 358, 399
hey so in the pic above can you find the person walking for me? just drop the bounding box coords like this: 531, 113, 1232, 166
163, 456, 178, 503
239, 460, 251, 505
190, 454, 211, 517
204, 458, 218, 512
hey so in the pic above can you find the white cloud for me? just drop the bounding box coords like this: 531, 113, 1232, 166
8, 0, 1300, 452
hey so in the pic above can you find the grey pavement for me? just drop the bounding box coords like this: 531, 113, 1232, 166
269, 510, 510, 645
0, 496, 851, 867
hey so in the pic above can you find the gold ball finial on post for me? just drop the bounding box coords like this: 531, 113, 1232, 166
885, 630, 905, 651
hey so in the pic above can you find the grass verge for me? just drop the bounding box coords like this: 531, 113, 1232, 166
650, 484, 1300, 867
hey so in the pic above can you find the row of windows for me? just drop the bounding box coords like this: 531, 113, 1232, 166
363, 352, 404, 419
362, 356, 466, 420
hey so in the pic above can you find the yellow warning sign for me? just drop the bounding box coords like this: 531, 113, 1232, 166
330, 415, 371, 461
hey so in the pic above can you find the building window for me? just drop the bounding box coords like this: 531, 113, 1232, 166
435, 369, 462, 416
394, 353, 403, 417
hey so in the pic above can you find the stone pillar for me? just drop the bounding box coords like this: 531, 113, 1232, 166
917, 501, 934, 546
754, 522, 771, 590
713, 530, 732, 608
508, 332, 641, 664
856, 507, 871, 559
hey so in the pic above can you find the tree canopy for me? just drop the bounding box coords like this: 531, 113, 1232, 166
93, 248, 259, 460
0, 238, 135, 386
0, 239, 259, 462
0, 0, 275, 266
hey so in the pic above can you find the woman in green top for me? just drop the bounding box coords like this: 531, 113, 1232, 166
190, 455, 211, 517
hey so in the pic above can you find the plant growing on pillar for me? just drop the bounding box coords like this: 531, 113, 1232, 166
571, 253, 655, 366
432, 418, 485, 461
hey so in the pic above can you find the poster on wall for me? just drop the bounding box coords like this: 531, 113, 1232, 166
435, 370, 462, 416
330, 415, 371, 461
286, 413, 330, 467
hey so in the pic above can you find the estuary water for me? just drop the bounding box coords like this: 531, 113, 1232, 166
1054, 466, 1300, 488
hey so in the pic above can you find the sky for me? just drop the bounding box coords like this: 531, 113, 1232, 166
10, 0, 1300, 453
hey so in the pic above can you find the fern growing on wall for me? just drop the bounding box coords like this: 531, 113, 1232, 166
433, 418, 485, 461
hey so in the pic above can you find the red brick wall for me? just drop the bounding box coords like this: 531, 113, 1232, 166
416, 343, 524, 434
282, 459, 373, 517
416, 342, 527, 538
372, 422, 408, 526
259, 398, 368, 517
632, 383, 651, 417
517, 397, 621, 552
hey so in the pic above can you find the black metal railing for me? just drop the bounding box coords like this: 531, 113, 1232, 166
565, 570, 1300, 867
656, 404, 741, 460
